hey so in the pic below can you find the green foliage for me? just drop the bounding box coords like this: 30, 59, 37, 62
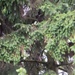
0, 0, 28, 23
0, 0, 75, 62
44, 70, 56, 75
16, 67, 27, 75
0, 34, 20, 64
0, 0, 75, 75
40, 0, 70, 16
40, 9, 75, 60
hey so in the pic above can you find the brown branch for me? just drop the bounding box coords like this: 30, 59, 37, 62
57, 63, 71, 67
58, 67, 67, 72
20, 59, 71, 68
20, 60, 47, 65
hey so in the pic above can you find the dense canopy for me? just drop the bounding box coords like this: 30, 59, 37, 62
0, 0, 75, 75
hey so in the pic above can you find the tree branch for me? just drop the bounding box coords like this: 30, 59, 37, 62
58, 67, 67, 72
57, 63, 71, 67
20, 59, 47, 65
20, 59, 71, 68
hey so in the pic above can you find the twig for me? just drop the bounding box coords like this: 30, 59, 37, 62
20, 60, 47, 65
58, 67, 67, 72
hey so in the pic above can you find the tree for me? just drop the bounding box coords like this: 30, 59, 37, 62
0, 0, 75, 75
